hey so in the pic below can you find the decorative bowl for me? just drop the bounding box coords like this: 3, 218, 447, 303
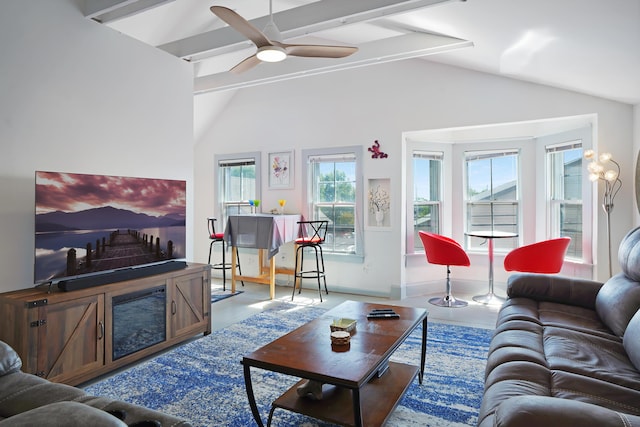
330, 318, 357, 333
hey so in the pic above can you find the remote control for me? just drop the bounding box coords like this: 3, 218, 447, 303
367, 313, 400, 319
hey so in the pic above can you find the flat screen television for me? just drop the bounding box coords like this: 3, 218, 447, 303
34, 171, 187, 285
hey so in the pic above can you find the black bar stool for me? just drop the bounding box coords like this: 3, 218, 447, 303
292, 220, 329, 302
207, 217, 243, 291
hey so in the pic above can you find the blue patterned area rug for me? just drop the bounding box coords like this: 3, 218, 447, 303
85, 302, 492, 426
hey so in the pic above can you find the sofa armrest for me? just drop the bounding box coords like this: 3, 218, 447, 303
77, 396, 192, 427
493, 396, 640, 427
507, 273, 603, 309
0, 401, 127, 427
0, 341, 22, 377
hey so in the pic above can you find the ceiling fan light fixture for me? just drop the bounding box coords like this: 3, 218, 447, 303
256, 45, 287, 62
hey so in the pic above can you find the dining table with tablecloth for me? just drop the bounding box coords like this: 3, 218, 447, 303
224, 213, 302, 299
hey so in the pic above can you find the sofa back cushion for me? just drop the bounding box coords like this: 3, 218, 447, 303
596, 275, 640, 336
0, 341, 22, 376
624, 309, 640, 371
595, 226, 640, 337
619, 226, 640, 281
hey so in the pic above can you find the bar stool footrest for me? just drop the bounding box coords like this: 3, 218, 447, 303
295, 271, 326, 279
212, 262, 235, 271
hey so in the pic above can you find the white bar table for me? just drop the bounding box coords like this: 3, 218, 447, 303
465, 230, 518, 305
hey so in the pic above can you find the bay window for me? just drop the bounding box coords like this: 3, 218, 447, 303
465, 150, 519, 252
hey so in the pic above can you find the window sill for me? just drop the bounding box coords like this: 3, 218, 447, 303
323, 252, 364, 264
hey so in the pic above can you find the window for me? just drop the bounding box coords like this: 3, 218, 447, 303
465, 150, 519, 251
546, 142, 582, 258
214, 152, 261, 225
412, 151, 443, 250
303, 147, 363, 256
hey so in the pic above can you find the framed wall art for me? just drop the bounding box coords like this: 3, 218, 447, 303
268, 150, 293, 189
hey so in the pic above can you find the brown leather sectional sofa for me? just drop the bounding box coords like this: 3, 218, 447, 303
478, 226, 640, 427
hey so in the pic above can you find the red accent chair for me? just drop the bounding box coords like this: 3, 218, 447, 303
207, 217, 243, 291
419, 231, 470, 308
503, 237, 571, 274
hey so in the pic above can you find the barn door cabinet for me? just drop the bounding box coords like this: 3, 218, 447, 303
0, 263, 211, 386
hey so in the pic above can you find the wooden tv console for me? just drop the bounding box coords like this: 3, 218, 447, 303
0, 263, 211, 386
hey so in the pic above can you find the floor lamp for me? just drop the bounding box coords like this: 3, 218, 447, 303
585, 150, 622, 277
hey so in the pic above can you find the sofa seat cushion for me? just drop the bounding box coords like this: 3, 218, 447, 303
551, 370, 640, 415
493, 396, 640, 427
479, 360, 551, 426
485, 320, 546, 375
544, 326, 640, 389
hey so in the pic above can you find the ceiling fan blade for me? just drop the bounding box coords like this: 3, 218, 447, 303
281, 44, 358, 59
230, 54, 261, 74
210, 6, 271, 48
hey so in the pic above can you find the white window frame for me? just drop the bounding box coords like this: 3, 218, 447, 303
301, 146, 363, 259
410, 150, 443, 252
214, 152, 261, 226
464, 149, 520, 253
545, 141, 583, 260
404, 140, 453, 256
537, 126, 593, 264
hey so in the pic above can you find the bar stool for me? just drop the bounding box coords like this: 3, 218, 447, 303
207, 217, 243, 291
292, 220, 329, 302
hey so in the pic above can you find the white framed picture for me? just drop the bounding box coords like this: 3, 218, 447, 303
268, 151, 293, 189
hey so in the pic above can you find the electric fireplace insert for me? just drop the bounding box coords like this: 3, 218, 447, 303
112, 285, 167, 360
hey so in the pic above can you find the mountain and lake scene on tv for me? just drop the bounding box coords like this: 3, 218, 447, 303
35, 171, 186, 284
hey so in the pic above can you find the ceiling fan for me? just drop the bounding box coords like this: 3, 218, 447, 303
210, 1, 358, 73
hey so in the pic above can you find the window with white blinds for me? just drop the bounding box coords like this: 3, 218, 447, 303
303, 147, 363, 256
412, 151, 443, 250
214, 153, 261, 226
465, 149, 519, 252
546, 141, 583, 258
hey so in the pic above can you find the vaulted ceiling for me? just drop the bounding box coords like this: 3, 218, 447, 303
85, 0, 640, 105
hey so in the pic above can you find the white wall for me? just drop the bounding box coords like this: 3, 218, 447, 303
194, 59, 634, 297
0, 0, 194, 292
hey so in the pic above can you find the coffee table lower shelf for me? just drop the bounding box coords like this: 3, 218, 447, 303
267, 362, 419, 427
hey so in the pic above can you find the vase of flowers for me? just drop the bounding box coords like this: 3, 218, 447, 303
368, 185, 389, 226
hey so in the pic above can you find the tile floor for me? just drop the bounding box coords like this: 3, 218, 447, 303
210, 277, 501, 332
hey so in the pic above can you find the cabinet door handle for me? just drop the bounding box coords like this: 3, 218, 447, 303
98, 320, 104, 340
171, 300, 176, 315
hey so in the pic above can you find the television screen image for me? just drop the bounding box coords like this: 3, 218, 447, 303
35, 171, 186, 284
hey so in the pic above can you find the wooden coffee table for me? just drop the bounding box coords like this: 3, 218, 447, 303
242, 300, 428, 427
